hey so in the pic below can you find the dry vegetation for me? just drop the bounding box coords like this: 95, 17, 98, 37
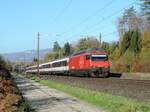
0, 60, 30, 112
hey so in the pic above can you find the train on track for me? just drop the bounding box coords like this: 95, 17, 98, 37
26, 48, 110, 77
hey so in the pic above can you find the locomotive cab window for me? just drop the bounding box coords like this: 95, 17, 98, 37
91, 54, 108, 61
86, 55, 90, 60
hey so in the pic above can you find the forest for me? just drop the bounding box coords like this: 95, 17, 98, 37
0, 0, 149, 73
43, 0, 150, 73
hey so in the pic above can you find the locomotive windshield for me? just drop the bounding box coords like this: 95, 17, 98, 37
91, 54, 108, 61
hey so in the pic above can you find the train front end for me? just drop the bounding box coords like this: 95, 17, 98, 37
89, 53, 110, 77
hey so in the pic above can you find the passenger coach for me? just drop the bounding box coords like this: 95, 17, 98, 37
26, 57, 69, 74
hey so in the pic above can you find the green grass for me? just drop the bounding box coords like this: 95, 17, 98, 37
19, 73, 150, 112
39, 80, 150, 112
17, 100, 31, 112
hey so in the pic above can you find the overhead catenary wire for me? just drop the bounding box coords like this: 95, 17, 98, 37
67, 0, 137, 40
58, 0, 117, 36
51, 0, 73, 25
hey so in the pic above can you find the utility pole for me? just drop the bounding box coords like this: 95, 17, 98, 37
23, 54, 26, 72
59, 49, 61, 59
37, 32, 40, 75
99, 33, 102, 48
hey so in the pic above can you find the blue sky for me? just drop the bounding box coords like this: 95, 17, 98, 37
0, 0, 138, 53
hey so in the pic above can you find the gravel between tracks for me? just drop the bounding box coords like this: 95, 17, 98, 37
39, 75, 150, 102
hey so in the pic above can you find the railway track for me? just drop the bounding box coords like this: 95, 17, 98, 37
38, 74, 150, 102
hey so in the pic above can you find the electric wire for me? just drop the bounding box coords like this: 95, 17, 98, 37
67, 0, 137, 40
51, 0, 73, 25
58, 0, 117, 36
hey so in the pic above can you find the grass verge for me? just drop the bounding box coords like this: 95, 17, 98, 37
20, 73, 150, 112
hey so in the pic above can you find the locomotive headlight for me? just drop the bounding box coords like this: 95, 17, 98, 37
90, 64, 96, 68
92, 66, 96, 68
99, 65, 103, 67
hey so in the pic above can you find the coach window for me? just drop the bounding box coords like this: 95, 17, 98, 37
64, 61, 67, 66
46, 64, 48, 68
61, 61, 64, 66
63, 61, 66, 66
53, 62, 59, 67
55, 63, 57, 67
59, 62, 61, 67
45, 65, 48, 68
58, 62, 61, 67
60, 62, 63, 67
52, 63, 55, 67
52, 63, 54, 67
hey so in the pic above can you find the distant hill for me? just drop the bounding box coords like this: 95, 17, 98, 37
2, 48, 52, 62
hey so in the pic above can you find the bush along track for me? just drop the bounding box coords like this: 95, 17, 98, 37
0, 69, 30, 112
22, 73, 150, 112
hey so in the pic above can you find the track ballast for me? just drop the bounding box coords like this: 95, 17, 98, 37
39, 74, 150, 102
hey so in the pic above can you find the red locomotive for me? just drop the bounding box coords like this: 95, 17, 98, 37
26, 48, 110, 77
69, 48, 110, 77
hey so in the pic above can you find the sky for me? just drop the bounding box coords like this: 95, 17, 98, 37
0, 0, 139, 54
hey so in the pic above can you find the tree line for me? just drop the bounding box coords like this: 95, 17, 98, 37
42, 0, 150, 72
0, 55, 12, 70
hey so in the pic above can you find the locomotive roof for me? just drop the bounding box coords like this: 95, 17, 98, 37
72, 48, 105, 56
